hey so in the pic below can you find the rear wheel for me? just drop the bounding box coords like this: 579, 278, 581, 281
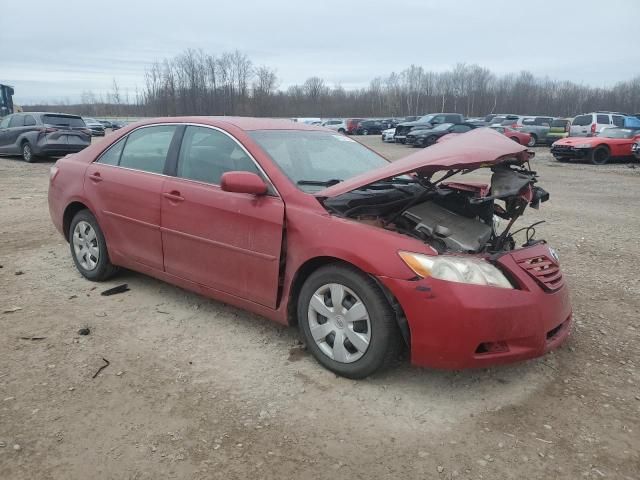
527, 134, 537, 147
554, 156, 569, 162
363, 129, 369, 135
338, 128, 345, 134
22, 142, 36, 163
298, 264, 401, 379
589, 146, 610, 165
69, 210, 119, 281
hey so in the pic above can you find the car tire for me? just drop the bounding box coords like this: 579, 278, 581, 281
69, 210, 119, 281
338, 128, 345, 134
363, 129, 369, 135
297, 264, 402, 379
426, 135, 438, 146
22, 142, 36, 163
527, 135, 537, 147
554, 156, 569, 162
509, 136, 521, 144
589, 146, 610, 165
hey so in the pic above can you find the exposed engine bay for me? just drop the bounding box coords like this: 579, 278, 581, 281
323, 160, 549, 254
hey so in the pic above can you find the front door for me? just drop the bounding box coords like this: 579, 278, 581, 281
160, 125, 285, 308
84, 125, 178, 270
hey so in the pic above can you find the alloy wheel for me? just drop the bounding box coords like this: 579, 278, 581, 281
307, 283, 371, 363
22, 144, 32, 162
72, 221, 100, 270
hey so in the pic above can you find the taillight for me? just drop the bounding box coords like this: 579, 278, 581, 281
590, 123, 596, 135
41, 127, 58, 134
564, 123, 570, 132
512, 123, 520, 129
81, 128, 92, 136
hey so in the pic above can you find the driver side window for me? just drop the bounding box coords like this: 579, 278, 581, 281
0, 116, 10, 129
177, 126, 260, 185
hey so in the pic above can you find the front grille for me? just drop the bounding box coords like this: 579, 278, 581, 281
396, 126, 410, 136
517, 255, 564, 292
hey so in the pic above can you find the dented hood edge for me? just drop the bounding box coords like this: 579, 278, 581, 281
315, 128, 530, 198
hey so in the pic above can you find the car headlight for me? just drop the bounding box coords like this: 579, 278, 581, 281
575, 143, 592, 148
398, 251, 514, 289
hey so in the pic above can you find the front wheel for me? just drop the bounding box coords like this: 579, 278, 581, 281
589, 146, 610, 165
69, 210, 119, 281
22, 142, 36, 162
527, 135, 537, 147
298, 264, 402, 379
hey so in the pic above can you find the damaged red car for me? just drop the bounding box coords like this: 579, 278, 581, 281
48, 119, 572, 378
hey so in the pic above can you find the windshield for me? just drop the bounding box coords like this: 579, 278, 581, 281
417, 115, 435, 123
42, 115, 85, 127
249, 130, 389, 193
432, 123, 453, 131
599, 128, 637, 139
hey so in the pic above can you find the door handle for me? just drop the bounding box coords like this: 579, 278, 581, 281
88, 172, 103, 182
163, 191, 184, 202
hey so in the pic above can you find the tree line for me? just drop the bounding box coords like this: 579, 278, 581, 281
25, 48, 640, 118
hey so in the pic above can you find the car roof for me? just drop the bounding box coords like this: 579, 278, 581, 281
16, 112, 82, 118
131, 116, 327, 132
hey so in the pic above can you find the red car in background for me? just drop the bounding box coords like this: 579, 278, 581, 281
48, 120, 571, 378
345, 118, 364, 134
490, 125, 532, 145
551, 127, 640, 164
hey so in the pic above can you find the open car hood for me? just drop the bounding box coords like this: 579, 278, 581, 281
316, 128, 530, 198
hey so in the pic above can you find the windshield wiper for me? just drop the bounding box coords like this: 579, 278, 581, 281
297, 179, 343, 187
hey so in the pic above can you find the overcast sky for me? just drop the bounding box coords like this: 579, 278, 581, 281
2, 0, 639, 104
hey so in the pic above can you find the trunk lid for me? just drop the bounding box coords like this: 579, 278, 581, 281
315, 128, 530, 198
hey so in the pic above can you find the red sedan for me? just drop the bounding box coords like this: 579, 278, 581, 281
48, 119, 571, 378
490, 125, 532, 145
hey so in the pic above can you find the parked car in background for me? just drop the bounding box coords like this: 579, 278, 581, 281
382, 128, 396, 142
406, 123, 477, 147
345, 118, 364, 134
98, 120, 113, 129
509, 116, 554, 146
569, 112, 626, 137
322, 119, 347, 133
48, 119, 570, 378
83, 117, 106, 136
545, 118, 571, 145
110, 120, 125, 130
356, 120, 386, 135
551, 127, 640, 164
489, 114, 519, 126
0, 112, 91, 162
394, 113, 464, 143
489, 125, 532, 145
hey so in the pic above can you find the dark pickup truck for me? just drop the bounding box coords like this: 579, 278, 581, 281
394, 113, 464, 143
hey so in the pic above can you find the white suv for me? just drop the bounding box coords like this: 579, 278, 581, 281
569, 112, 626, 137
321, 119, 346, 133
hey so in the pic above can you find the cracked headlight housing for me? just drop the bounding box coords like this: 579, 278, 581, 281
399, 251, 514, 289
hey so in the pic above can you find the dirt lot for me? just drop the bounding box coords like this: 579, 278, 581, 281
1, 135, 639, 479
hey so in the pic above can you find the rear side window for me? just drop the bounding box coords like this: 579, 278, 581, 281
451, 124, 471, 133
612, 115, 625, 127
9, 115, 24, 128
177, 126, 258, 185
119, 125, 177, 174
596, 114, 609, 124
522, 118, 536, 125
97, 137, 126, 166
24, 115, 36, 126
42, 115, 85, 127
572, 115, 591, 126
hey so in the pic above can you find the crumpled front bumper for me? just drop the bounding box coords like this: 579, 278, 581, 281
377, 244, 573, 370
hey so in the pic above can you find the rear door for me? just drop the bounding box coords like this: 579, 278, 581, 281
160, 125, 285, 308
84, 124, 178, 270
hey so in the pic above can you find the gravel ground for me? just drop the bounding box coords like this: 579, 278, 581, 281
1, 134, 639, 479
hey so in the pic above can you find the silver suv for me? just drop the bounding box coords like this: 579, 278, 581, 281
569, 112, 626, 137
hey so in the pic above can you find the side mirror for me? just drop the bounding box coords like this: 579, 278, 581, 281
220, 171, 268, 196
